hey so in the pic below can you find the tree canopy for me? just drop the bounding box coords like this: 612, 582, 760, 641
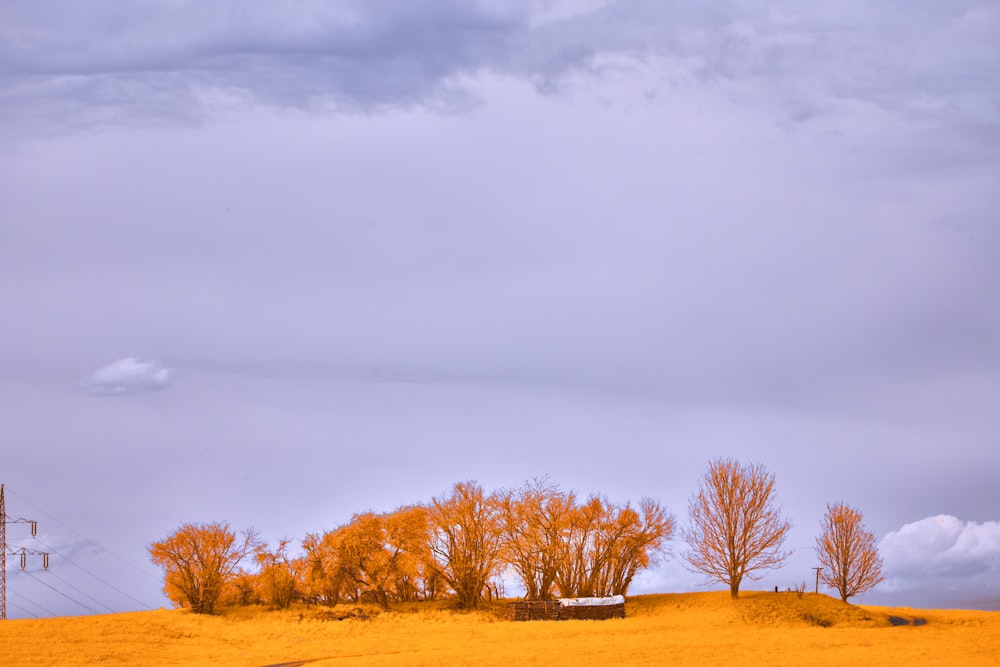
148, 522, 262, 614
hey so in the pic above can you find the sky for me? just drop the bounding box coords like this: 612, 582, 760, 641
1, 0, 998, 618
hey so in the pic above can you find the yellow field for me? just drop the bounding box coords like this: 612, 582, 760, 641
2, 592, 998, 666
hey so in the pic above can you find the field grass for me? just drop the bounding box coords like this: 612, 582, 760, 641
2, 592, 998, 666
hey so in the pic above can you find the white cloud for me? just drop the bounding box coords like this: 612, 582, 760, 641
880, 515, 1000, 590
82, 358, 172, 396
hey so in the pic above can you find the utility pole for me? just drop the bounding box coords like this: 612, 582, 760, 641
1, 484, 50, 620
813, 567, 822, 595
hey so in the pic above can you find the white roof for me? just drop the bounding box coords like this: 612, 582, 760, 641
558, 595, 625, 607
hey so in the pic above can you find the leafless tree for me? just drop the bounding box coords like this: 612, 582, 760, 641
683, 459, 791, 599
815, 502, 884, 602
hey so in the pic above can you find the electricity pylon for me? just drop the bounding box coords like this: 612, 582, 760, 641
1, 484, 50, 620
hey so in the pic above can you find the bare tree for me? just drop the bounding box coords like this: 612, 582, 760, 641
815, 502, 884, 602
683, 459, 791, 599
149, 522, 262, 614
427, 481, 504, 609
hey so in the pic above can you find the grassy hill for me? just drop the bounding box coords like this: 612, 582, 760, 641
2, 592, 998, 666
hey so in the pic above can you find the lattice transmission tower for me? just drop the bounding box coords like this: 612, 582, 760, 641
1, 484, 50, 620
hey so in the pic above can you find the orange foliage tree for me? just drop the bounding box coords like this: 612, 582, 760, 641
148, 522, 262, 614
555, 495, 674, 598
382, 505, 435, 603
255, 539, 299, 609
227, 570, 261, 606
427, 481, 504, 609
683, 459, 791, 599
498, 478, 674, 600
302, 505, 431, 608
498, 478, 576, 600
815, 502, 885, 602
152, 479, 676, 612
300, 531, 348, 605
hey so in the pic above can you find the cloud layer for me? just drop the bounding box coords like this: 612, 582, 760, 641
2, 1, 997, 132
82, 358, 172, 396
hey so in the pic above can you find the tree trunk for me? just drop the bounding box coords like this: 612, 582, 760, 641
730, 582, 740, 599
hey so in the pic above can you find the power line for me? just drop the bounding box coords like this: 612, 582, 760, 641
33, 539, 157, 611
43, 569, 117, 614
24, 570, 100, 615
2, 484, 159, 614
5, 598, 39, 619
9, 588, 57, 617
4, 487, 160, 583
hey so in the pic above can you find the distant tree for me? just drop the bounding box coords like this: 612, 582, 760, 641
815, 502, 885, 603
255, 539, 299, 609
227, 570, 261, 607
427, 481, 504, 609
683, 459, 791, 599
149, 522, 262, 614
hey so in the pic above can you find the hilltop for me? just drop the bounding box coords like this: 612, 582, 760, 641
1, 592, 998, 666
626, 590, 927, 628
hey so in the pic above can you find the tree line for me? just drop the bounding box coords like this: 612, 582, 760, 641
149, 459, 884, 614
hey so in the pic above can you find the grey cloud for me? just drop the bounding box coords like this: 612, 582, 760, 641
0, 0, 524, 127
2, 1, 997, 133
82, 358, 172, 396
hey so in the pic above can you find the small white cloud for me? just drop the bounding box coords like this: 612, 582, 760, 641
82, 358, 172, 396
879, 515, 1000, 591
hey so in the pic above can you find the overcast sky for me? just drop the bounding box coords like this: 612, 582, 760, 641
2, 1, 998, 618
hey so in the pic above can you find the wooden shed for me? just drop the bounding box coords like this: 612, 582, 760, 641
510, 595, 626, 621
